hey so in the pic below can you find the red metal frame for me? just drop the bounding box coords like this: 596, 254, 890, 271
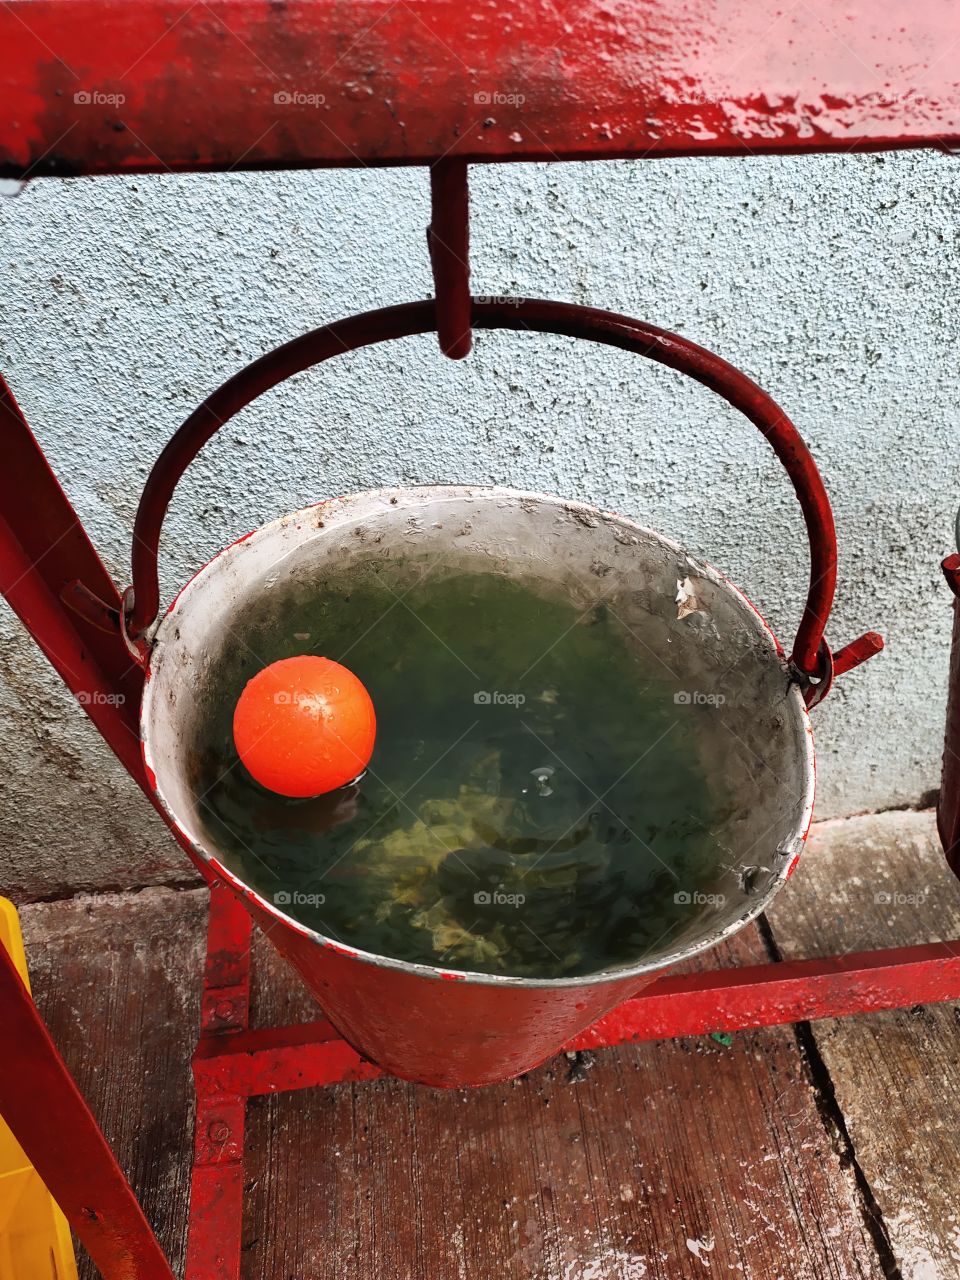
9, 871, 955, 1280
1, 6, 958, 1273
3, 0, 960, 176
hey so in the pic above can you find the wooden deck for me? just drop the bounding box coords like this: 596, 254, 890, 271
17, 809, 960, 1279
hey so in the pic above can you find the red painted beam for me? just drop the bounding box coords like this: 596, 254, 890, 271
568, 941, 960, 1050
0, 942, 175, 1280
0, 377, 147, 784
194, 1020, 384, 1095
192, 942, 960, 1096
2, 0, 959, 177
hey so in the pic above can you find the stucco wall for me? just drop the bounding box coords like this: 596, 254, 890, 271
1, 150, 956, 899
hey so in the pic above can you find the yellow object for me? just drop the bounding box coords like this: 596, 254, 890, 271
0, 897, 79, 1280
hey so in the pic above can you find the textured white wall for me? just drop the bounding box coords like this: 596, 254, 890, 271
1, 151, 957, 898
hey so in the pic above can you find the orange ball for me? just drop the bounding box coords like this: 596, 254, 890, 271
233, 656, 376, 798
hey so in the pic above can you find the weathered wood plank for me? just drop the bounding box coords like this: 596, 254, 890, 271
243, 927, 883, 1280
766, 809, 960, 1279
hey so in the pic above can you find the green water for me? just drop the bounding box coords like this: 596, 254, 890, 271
191, 565, 725, 978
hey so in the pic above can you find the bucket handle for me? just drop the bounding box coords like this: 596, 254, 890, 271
123, 298, 882, 701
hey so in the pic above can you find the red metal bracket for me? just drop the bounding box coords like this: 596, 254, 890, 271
428, 161, 471, 359
943, 552, 960, 599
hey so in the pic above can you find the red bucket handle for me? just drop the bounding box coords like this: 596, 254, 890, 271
125, 299, 881, 698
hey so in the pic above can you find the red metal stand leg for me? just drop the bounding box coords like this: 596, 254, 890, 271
0, 941, 175, 1280
198, 883, 252, 1038
186, 885, 253, 1280
186, 1094, 247, 1280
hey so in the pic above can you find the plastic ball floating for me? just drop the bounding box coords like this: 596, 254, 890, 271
233, 655, 376, 798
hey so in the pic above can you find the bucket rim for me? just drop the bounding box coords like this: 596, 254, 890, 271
141, 483, 816, 990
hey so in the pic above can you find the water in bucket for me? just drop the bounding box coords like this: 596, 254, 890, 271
190, 561, 744, 979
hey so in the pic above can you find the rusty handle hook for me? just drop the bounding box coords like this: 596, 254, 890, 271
428, 160, 471, 359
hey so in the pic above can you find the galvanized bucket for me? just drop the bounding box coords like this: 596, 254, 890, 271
125, 299, 881, 1087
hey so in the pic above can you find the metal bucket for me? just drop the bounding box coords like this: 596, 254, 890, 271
124, 299, 881, 1087
141, 484, 813, 1085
